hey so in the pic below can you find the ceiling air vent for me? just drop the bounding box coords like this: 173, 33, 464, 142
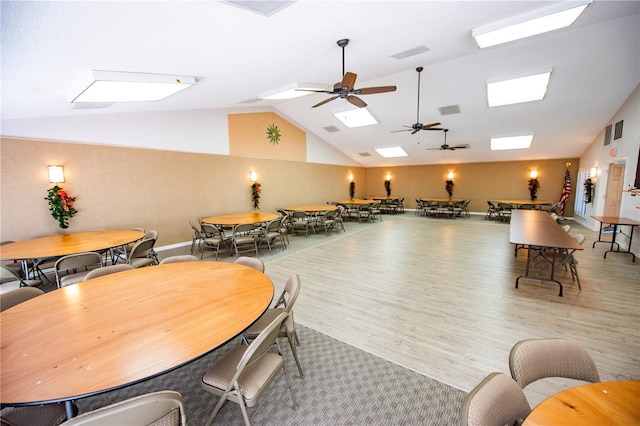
359, 152, 372, 157
390, 46, 430, 60
439, 105, 461, 115
323, 125, 340, 133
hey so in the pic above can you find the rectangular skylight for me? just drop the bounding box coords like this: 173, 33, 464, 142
472, 0, 591, 48
333, 108, 379, 128
375, 146, 408, 158
72, 71, 195, 103
487, 71, 551, 107
490, 135, 534, 151
258, 82, 330, 100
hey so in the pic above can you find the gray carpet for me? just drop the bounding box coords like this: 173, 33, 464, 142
76, 324, 465, 425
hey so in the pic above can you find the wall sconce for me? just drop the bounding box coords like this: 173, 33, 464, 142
48, 165, 65, 183
348, 173, 354, 182
590, 167, 598, 178
529, 170, 538, 179
250, 171, 257, 182
386, 173, 391, 181
448, 171, 455, 180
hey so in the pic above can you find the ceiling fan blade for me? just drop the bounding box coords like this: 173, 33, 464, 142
390, 129, 412, 133
411, 129, 420, 135
426, 147, 442, 151
312, 96, 339, 108
421, 122, 442, 130
450, 145, 470, 149
341, 72, 357, 90
356, 85, 397, 95
347, 95, 367, 108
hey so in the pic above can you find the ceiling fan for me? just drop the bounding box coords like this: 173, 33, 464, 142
392, 66, 443, 135
308, 39, 397, 108
427, 129, 470, 151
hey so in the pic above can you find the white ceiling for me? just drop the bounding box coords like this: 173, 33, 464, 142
2, 1, 638, 167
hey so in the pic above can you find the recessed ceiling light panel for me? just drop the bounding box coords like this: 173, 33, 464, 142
472, 0, 591, 48
333, 108, 379, 128
72, 71, 195, 103
490, 135, 534, 150
487, 71, 551, 107
375, 146, 408, 158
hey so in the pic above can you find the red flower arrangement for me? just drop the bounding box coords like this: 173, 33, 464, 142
445, 180, 454, 197
45, 185, 77, 228
250, 181, 261, 209
528, 178, 540, 200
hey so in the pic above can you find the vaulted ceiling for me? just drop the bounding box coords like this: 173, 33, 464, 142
2, 1, 638, 166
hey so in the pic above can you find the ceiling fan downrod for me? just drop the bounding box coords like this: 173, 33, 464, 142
337, 38, 349, 78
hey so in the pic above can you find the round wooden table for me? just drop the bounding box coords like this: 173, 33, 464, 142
333, 199, 373, 206
0, 262, 273, 415
0, 230, 145, 260
523, 381, 640, 425
201, 212, 280, 226
283, 205, 337, 213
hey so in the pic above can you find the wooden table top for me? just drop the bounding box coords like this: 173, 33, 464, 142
0, 262, 273, 405
420, 197, 464, 203
0, 230, 144, 260
201, 212, 280, 226
333, 199, 373, 206
493, 199, 553, 206
510, 210, 583, 250
364, 196, 400, 200
591, 216, 640, 226
523, 381, 640, 425
283, 205, 337, 213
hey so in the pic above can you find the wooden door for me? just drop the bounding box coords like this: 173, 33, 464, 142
604, 162, 625, 216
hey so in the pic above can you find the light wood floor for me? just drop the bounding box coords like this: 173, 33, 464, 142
169, 213, 640, 406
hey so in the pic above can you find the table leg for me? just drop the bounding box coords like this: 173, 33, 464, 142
515, 246, 564, 297
603, 225, 637, 262
65, 400, 75, 419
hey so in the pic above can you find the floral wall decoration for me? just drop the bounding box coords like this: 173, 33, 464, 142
445, 180, 454, 197
349, 181, 355, 199
528, 178, 540, 200
384, 180, 391, 196
584, 178, 594, 203
266, 124, 281, 145
250, 181, 261, 209
45, 185, 77, 228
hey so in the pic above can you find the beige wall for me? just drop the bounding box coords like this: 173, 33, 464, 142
1, 136, 579, 249
365, 159, 579, 215
0, 137, 365, 246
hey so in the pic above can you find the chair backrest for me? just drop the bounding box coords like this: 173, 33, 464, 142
572, 234, 586, 245
129, 238, 157, 260
509, 338, 600, 388
460, 372, 531, 426
159, 255, 199, 265
234, 313, 288, 378
265, 218, 282, 232
234, 256, 265, 272
498, 202, 512, 210
233, 223, 257, 235
0, 287, 44, 312
561, 224, 571, 233
61, 390, 186, 426
290, 211, 308, 220
83, 264, 134, 281
274, 273, 300, 312
55, 252, 103, 272
1, 264, 23, 285
201, 223, 221, 238
144, 230, 158, 240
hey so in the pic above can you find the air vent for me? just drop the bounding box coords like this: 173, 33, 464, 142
323, 125, 340, 133
390, 46, 430, 60
614, 120, 623, 140
439, 105, 461, 115
358, 152, 372, 157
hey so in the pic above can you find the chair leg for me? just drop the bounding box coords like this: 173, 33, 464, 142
286, 331, 304, 378
205, 393, 230, 426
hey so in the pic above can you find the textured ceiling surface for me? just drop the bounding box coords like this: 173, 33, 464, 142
1, 1, 638, 166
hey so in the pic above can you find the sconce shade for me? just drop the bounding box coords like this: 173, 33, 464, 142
530, 170, 538, 179
48, 165, 65, 183
348, 173, 354, 182
448, 172, 455, 180
250, 171, 257, 182
590, 167, 597, 177
386, 174, 391, 181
